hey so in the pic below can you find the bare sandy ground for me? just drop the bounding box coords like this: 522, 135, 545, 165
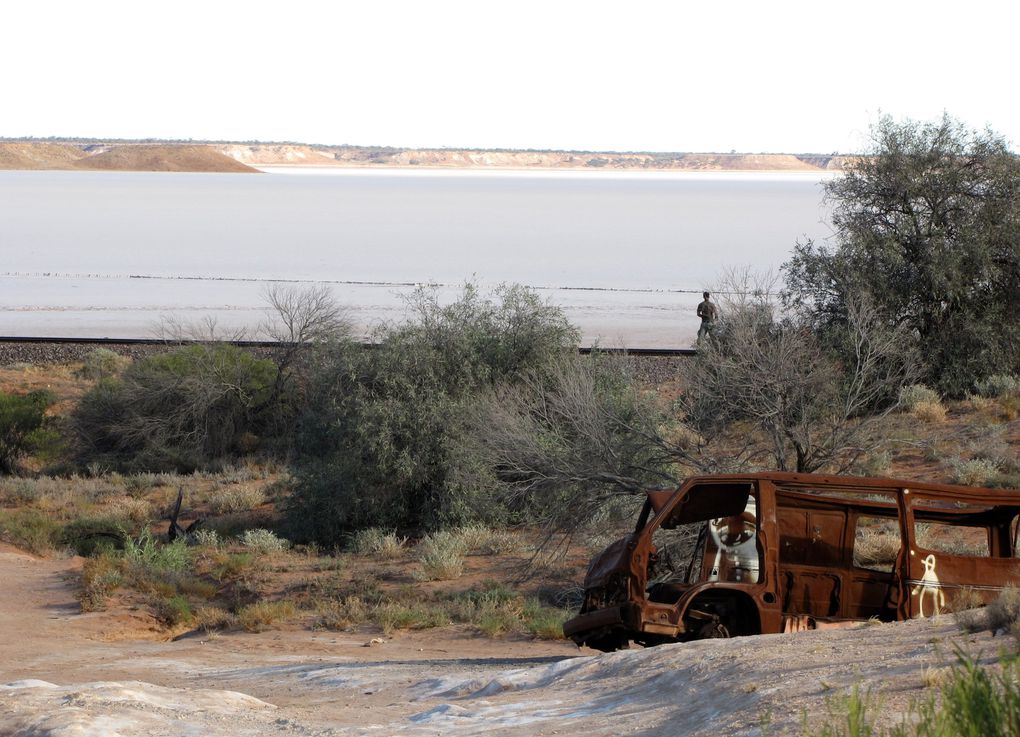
0, 544, 998, 737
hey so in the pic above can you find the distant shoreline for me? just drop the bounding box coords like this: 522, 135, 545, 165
0, 140, 853, 174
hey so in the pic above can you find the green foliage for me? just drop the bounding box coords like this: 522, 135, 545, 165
975, 374, 1020, 398
78, 348, 127, 381
236, 599, 297, 632
784, 114, 1020, 397
151, 593, 194, 627
239, 528, 289, 554
287, 283, 579, 544
71, 344, 280, 471
0, 508, 62, 554
123, 531, 191, 576
347, 528, 407, 558
59, 516, 128, 557
415, 530, 468, 581
898, 385, 941, 411
802, 651, 1020, 737
951, 458, 1000, 487
0, 390, 54, 474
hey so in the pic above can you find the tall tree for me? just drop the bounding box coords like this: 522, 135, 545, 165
784, 113, 1020, 395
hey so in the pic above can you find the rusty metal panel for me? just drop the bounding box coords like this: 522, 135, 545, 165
565, 472, 1020, 652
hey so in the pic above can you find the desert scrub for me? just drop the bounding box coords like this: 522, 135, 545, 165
415, 530, 468, 581
852, 522, 901, 569
375, 602, 452, 633
348, 528, 408, 558
804, 651, 1020, 737
0, 508, 62, 555
898, 384, 940, 410
123, 532, 191, 577
191, 529, 221, 549
951, 588, 986, 633
123, 472, 161, 497
240, 528, 289, 554
951, 457, 1000, 486
79, 552, 124, 611
59, 516, 129, 557
151, 593, 194, 627
985, 585, 1020, 639
912, 399, 947, 423
208, 486, 264, 514
78, 348, 128, 381
315, 596, 369, 631
454, 525, 524, 555
851, 450, 891, 478
975, 373, 1020, 398
194, 605, 236, 632
0, 390, 54, 474
236, 600, 298, 632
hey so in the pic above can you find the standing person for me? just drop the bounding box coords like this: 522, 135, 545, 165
696, 291, 717, 344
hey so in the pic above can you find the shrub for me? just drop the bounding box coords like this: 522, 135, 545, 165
898, 384, 941, 411
975, 374, 1020, 398
287, 283, 579, 543
375, 602, 450, 633
315, 597, 369, 631
952, 458, 1000, 486
0, 390, 54, 474
416, 530, 468, 581
123, 472, 161, 497
450, 525, 524, 555
194, 605, 235, 632
912, 399, 948, 423
71, 344, 280, 472
236, 600, 297, 632
348, 528, 407, 558
59, 517, 128, 557
852, 523, 901, 569
240, 528, 289, 554
986, 585, 1020, 636
208, 487, 264, 514
852, 450, 891, 478
152, 593, 194, 627
123, 532, 191, 577
79, 553, 124, 611
0, 508, 62, 554
521, 599, 570, 639
191, 529, 221, 548
78, 348, 127, 381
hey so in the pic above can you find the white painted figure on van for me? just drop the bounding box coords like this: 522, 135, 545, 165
911, 553, 945, 617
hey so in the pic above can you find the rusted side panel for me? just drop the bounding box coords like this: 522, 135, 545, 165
566, 473, 1020, 652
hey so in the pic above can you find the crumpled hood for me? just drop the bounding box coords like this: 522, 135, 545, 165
584, 534, 635, 589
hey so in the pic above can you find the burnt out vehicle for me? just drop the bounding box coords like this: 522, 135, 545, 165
565, 473, 1020, 651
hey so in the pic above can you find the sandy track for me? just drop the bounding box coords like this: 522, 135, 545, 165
0, 545, 994, 737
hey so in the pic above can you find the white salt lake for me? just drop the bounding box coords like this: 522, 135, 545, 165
0, 167, 835, 347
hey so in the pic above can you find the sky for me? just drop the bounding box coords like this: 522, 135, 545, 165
4, 0, 1019, 154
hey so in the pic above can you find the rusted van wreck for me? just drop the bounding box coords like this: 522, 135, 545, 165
565, 473, 1020, 651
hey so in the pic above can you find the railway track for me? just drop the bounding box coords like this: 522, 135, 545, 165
0, 337, 695, 385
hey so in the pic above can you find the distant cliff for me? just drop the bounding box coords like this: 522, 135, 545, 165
220, 144, 852, 172
0, 143, 258, 173
0, 140, 851, 173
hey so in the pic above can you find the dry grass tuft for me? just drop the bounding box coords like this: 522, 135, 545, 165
912, 399, 948, 423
